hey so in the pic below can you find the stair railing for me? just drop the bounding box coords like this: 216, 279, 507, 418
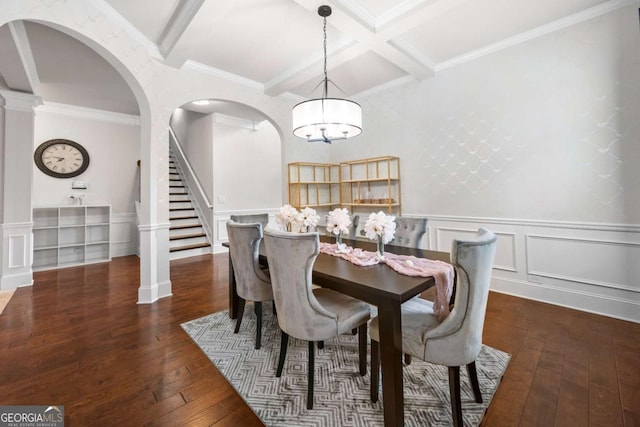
168, 127, 214, 245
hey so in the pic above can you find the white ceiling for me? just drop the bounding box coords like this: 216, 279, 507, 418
0, 0, 625, 117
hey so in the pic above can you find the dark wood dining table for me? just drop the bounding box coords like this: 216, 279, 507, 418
225, 235, 451, 427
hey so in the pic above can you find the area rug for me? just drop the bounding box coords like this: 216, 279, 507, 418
181, 307, 510, 426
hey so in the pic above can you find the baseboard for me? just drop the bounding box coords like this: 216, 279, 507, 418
490, 276, 640, 323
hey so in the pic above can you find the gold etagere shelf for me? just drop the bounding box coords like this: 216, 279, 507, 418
287, 162, 340, 210
339, 156, 401, 215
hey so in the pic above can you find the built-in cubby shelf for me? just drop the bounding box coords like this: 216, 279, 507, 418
32, 205, 111, 271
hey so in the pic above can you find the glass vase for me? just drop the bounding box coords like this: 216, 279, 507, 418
377, 236, 385, 258
336, 232, 343, 245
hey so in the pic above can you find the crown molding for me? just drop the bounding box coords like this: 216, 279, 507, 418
436, 0, 640, 71
37, 102, 140, 125
183, 60, 264, 90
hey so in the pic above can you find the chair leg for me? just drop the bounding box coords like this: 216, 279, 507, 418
254, 302, 262, 349
448, 366, 463, 427
317, 341, 324, 349
358, 323, 367, 376
467, 361, 483, 403
276, 331, 289, 377
272, 301, 277, 315
234, 298, 246, 333
352, 328, 357, 335
404, 354, 412, 365
371, 339, 380, 402
307, 341, 315, 410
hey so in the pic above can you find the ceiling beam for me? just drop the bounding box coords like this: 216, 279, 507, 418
8, 21, 40, 93
159, 0, 205, 68
268, 0, 438, 96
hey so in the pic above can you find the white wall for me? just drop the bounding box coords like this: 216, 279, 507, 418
212, 116, 281, 212
33, 106, 140, 257
331, 6, 640, 322
183, 113, 215, 203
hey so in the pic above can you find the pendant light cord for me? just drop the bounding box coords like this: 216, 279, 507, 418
323, 15, 328, 99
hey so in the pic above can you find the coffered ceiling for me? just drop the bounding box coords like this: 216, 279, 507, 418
0, 0, 627, 116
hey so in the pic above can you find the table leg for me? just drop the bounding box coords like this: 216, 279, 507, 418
377, 302, 404, 427
228, 255, 239, 319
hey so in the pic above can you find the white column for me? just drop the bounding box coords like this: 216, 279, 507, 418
0, 90, 42, 290
137, 110, 172, 303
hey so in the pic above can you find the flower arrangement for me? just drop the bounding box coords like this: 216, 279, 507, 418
299, 207, 320, 232
275, 204, 299, 232
326, 208, 352, 238
364, 211, 396, 258
326, 207, 352, 253
275, 205, 319, 232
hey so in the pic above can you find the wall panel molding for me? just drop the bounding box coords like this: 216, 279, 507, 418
423, 215, 639, 323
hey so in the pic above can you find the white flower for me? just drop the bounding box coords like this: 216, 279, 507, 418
364, 211, 396, 244
275, 204, 299, 231
299, 207, 319, 230
326, 208, 352, 236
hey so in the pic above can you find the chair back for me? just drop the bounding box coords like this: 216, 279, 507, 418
348, 215, 360, 240
226, 221, 272, 302
390, 217, 427, 248
263, 229, 340, 341
230, 213, 269, 229
424, 228, 497, 365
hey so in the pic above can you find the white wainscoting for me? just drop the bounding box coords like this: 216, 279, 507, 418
212, 209, 279, 254
421, 215, 640, 323
111, 213, 138, 257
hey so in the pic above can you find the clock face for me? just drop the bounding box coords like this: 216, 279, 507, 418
34, 139, 90, 178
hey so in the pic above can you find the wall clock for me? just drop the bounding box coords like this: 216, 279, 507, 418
34, 139, 90, 178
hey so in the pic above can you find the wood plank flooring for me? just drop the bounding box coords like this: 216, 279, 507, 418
0, 254, 638, 426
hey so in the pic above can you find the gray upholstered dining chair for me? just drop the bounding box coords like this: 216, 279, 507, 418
348, 214, 360, 240
370, 228, 497, 427
390, 216, 427, 248
263, 229, 371, 410
230, 213, 269, 229
226, 221, 273, 349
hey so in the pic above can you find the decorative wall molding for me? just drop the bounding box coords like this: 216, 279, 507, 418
434, 226, 517, 272
423, 214, 640, 323
526, 234, 640, 294
418, 214, 640, 233
37, 102, 140, 126
111, 213, 137, 257
8, 235, 27, 269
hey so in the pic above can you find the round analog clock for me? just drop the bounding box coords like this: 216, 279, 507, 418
34, 139, 90, 178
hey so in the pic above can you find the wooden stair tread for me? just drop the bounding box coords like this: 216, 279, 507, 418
170, 233, 206, 241
170, 215, 198, 220
170, 224, 201, 230
170, 242, 210, 252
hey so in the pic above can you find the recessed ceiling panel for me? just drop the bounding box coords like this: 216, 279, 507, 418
403, 0, 611, 63
181, 0, 351, 83
26, 22, 139, 115
291, 50, 407, 97
104, 0, 181, 43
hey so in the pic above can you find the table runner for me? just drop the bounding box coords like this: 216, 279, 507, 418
319, 242, 454, 321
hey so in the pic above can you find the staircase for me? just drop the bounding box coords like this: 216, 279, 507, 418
169, 155, 211, 260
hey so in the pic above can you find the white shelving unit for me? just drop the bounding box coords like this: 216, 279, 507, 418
32, 205, 111, 271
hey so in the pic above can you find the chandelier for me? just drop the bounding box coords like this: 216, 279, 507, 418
292, 5, 362, 143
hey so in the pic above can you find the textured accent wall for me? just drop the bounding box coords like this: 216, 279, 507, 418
333, 6, 640, 224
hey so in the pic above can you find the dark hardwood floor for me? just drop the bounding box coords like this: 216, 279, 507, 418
0, 254, 638, 426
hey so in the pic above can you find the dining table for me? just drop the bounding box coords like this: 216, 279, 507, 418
225, 234, 451, 427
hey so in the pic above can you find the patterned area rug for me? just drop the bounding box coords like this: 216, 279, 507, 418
181, 307, 510, 426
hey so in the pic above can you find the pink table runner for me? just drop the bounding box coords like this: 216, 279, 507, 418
319, 242, 454, 321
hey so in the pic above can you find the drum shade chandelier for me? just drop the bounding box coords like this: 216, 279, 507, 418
292, 5, 362, 143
